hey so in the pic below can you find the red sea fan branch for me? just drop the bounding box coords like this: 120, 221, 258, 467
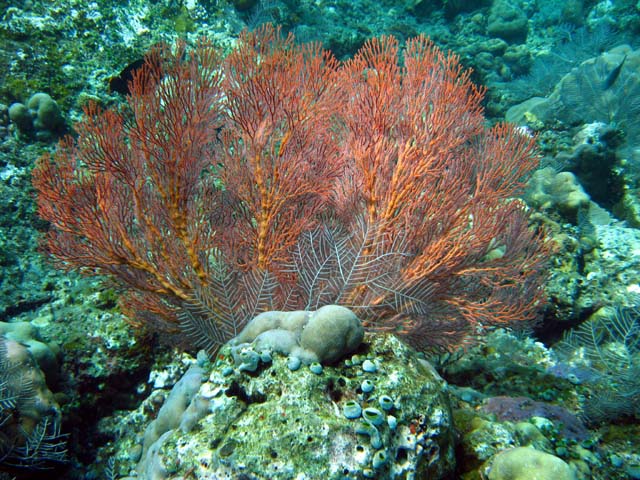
216, 26, 344, 272
333, 34, 550, 350
33, 39, 226, 328
32, 27, 551, 353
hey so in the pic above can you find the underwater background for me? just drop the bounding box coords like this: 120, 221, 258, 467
0, 0, 639, 479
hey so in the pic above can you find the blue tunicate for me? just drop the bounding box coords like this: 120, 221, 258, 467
310, 362, 323, 375
610, 454, 623, 468
287, 356, 302, 371
362, 360, 377, 373
343, 400, 362, 419
566, 373, 581, 385
196, 350, 209, 366
238, 349, 260, 372
625, 464, 640, 480
387, 415, 397, 430
372, 449, 388, 469
362, 407, 384, 426
259, 350, 272, 363
555, 446, 568, 457
361, 379, 374, 393
355, 422, 382, 449
378, 395, 394, 411
221, 366, 234, 376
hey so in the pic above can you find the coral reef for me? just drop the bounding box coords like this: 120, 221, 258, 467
113, 334, 455, 480
558, 306, 640, 423
8, 92, 66, 141
2, 1, 640, 479
484, 446, 576, 480
507, 45, 640, 146
0, 335, 66, 469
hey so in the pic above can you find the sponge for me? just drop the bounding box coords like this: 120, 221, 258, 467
231, 305, 364, 364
